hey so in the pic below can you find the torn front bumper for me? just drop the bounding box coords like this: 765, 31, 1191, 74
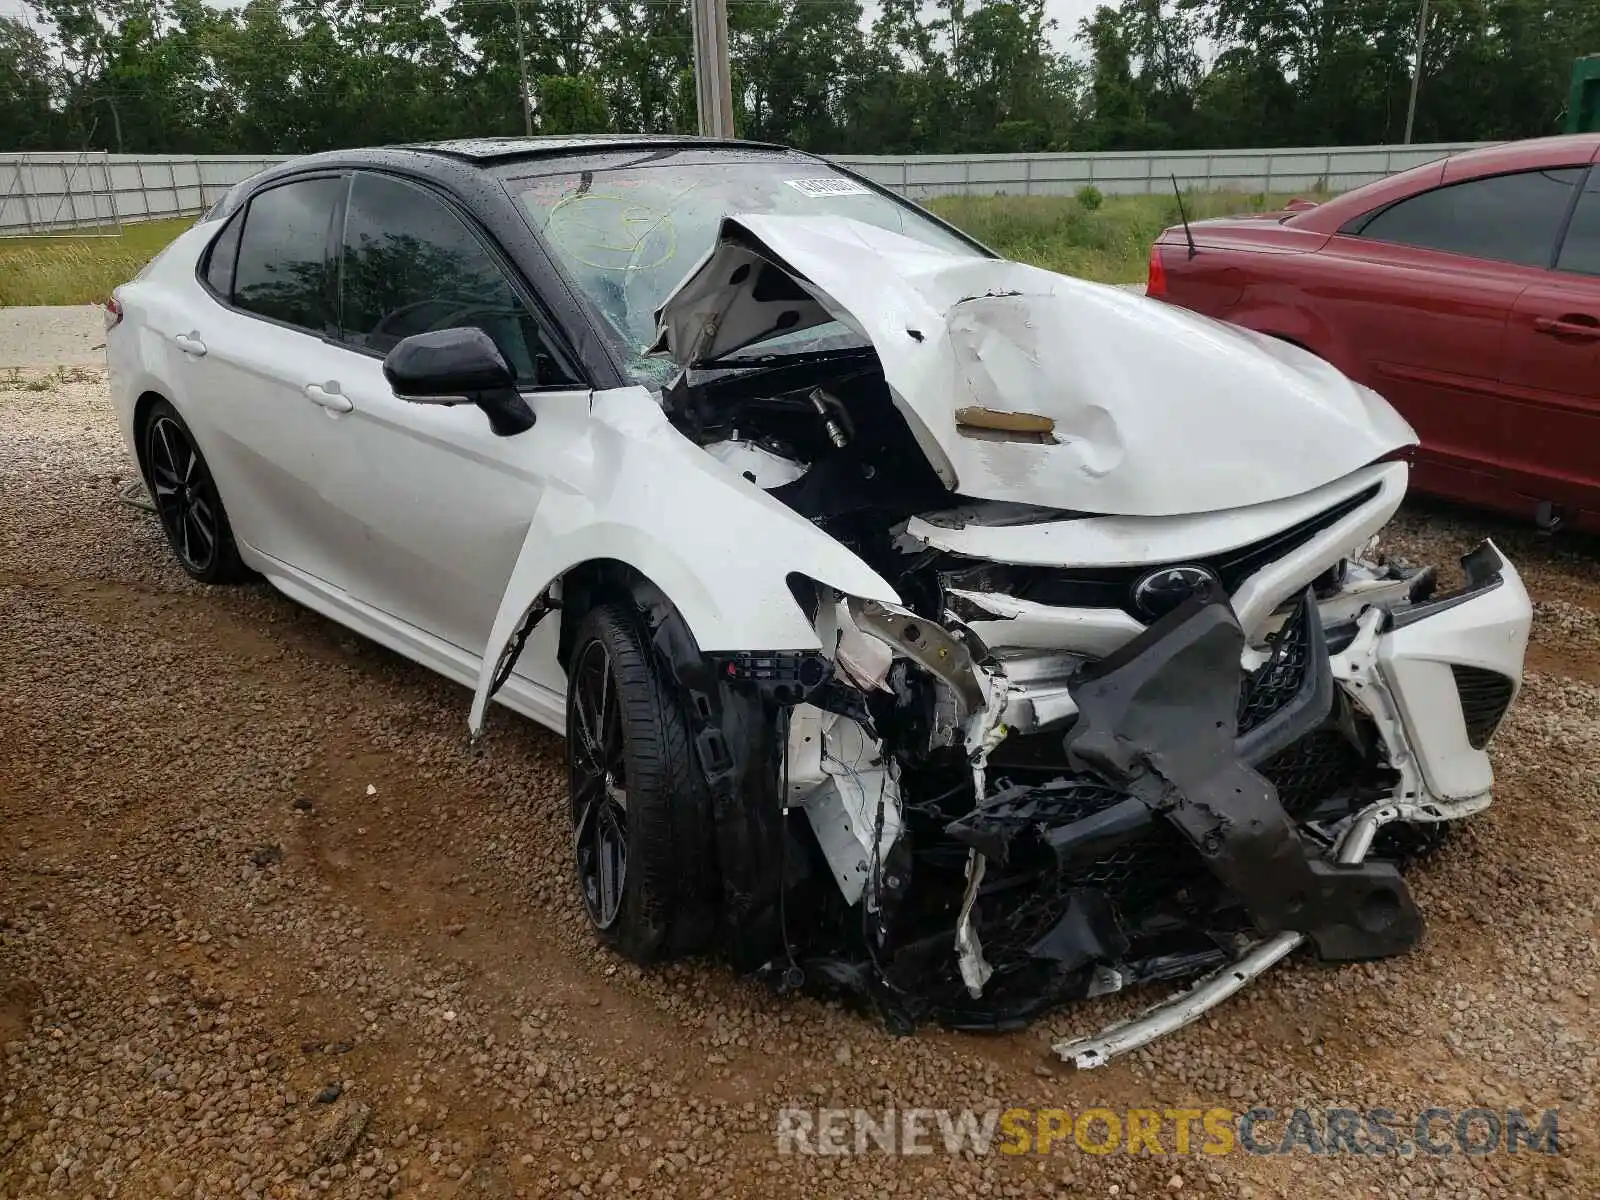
1051, 541, 1530, 1066
670, 532, 1528, 1054
958, 587, 1426, 965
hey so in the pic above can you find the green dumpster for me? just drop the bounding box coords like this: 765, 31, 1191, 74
1567, 54, 1600, 134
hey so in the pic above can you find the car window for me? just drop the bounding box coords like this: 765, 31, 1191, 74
1353, 168, 1586, 268
1556, 170, 1600, 277
203, 209, 243, 298
511, 155, 983, 385
340, 172, 573, 386
232, 176, 343, 332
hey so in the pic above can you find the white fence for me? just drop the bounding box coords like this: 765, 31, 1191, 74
837, 142, 1489, 200
1, 141, 1491, 235
1, 152, 291, 235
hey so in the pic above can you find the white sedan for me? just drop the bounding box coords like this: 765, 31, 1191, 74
107, 136, 1531, 1062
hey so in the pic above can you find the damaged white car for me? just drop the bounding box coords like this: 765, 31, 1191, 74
107, 137, 1531, 1063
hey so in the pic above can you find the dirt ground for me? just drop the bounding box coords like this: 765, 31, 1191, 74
0, 308, 106, 370
3, 367, 1597, 1200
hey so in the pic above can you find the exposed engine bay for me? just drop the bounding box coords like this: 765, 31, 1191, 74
647, 342, 1525, 1051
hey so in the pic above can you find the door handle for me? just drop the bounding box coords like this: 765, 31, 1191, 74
1532, 314, 1600, 340
172, 332, 207, 357
304, 382, 354, 413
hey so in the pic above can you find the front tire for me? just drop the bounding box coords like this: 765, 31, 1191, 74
140, 399, 248, 584
566, 603, 716, 963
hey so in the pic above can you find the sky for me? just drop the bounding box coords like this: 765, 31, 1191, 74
0, 0, 1108, 54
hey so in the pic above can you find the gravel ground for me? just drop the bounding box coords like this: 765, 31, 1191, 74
0, 308, 106, 369
3, 367, 1597, 1200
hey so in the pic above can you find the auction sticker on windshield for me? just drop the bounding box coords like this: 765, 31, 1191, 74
785, 177, 873, 197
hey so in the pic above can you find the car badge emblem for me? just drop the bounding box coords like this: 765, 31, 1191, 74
1131, 564, 1219, 620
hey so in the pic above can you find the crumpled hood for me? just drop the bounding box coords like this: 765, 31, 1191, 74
652, 214, 1416, 517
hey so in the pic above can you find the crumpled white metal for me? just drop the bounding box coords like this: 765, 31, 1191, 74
653, 214, 1418, 518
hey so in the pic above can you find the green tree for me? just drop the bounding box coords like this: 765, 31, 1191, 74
1079, 5, 1150, 148
950, 0, 1078, 151
7, 0, 1598, 159
732, 0, 873, 149
1198, 0, 1418, 144
598, 0, 694, 133
1191, 46, 1297, 146
1, 16, 58, 149
536, 74, 610, 132
849, 0, 955, 152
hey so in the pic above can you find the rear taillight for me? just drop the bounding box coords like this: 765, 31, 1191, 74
104, 294, 123, 331
1145, 246, 1167, 298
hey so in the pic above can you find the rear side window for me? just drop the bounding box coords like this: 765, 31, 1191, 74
339, 172, 574, 385
232, 176, 343, 332
203, 211, 243, 298
1354, 168, 1586, 268
1556, 170, 1600, 277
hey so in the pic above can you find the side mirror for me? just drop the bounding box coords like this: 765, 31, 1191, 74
382, 326, 536, 437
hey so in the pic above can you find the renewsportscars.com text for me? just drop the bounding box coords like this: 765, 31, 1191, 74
774, 1106, 1562, 1157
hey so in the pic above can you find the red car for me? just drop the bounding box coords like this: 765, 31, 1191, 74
1149, 134, 1600, 533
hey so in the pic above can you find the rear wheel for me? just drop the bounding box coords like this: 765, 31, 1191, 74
140, 400, 248, 584
566, 603, 716, 963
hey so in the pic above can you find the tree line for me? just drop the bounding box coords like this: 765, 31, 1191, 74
2, 0, 1596, 157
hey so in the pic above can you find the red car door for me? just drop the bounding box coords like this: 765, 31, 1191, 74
1496, 168, 1600, 525
1312, 167, 1590, 512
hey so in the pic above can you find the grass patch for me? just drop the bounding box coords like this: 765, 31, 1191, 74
928, 191, 1301, 283
0, 364, 103, 397
0, 217, 196, 306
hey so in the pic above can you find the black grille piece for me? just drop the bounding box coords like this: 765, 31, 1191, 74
967, 777, 1213, 960
1070, 827, 1211, 926
1453, 665, 1514, 749
1257, 728, 1369, 815
1237, 600, 1312, 735
966, 597, 1334, 966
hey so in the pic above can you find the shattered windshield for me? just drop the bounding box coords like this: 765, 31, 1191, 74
510, 152, 982, 384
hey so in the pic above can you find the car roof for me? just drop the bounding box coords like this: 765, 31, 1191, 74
205, 137, 805, 223
401, 135, 790, 164
1287, 134, 1600, 233
1439, 133, 1600, 179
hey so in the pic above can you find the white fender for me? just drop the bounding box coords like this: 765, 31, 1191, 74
467, 386, 901, 736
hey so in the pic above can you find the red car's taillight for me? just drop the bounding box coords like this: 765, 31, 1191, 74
1145, 245, 1168, 298
104, 294, 123, 331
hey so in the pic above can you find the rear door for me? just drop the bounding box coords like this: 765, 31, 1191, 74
1496, 167, 1600, 518
183, 173, 363, 584
1314, 166, 1587, 508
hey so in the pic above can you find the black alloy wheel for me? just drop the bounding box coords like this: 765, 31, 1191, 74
141, 400, 247, 583
565, 604, 718, 963
570, 634, 631, 931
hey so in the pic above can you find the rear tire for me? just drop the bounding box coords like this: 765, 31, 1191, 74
566, 603, 717, 963
140, 399, 249, 584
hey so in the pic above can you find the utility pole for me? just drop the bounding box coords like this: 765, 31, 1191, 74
1403, 0, 1430, 144
513, 0, 534, 136
690, 0, 735, 138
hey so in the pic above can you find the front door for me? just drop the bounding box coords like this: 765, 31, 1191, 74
300, 169, 591, 667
